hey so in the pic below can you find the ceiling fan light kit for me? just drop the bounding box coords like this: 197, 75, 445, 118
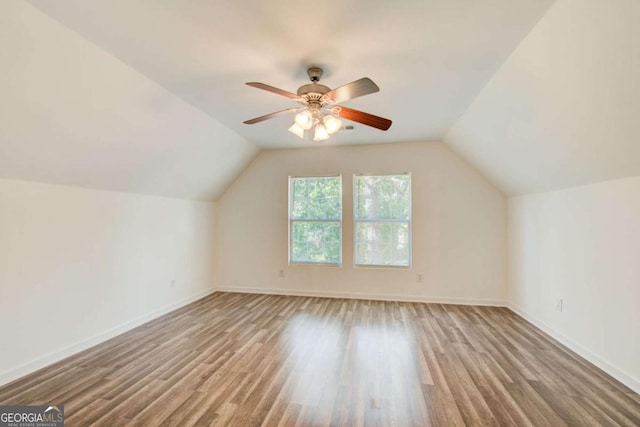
294, 109, 314, 130
244, 67, 392, 142
313, 121, 330, 141
323, 114, 342, 134
289, 106, 340, 141
288, 123, 305, 138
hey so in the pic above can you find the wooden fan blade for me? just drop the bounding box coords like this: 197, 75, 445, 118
243, 108, 301, 124
325, 78, 380, 103
246, 82, 300, 100
336, 106, 392, 131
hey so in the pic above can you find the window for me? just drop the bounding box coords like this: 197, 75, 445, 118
353, 173, 411, 267
289, 175, 342, 265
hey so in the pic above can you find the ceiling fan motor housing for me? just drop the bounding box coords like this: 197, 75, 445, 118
297, 67, 331, 106
297, 83, 331, 97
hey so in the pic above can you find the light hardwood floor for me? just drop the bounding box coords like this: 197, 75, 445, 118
0, 292, 638, 426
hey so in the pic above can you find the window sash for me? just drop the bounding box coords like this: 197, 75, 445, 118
290, 175, 342, 221
353, 220, 411, 267
289, 175, 342, 265
353, 173, 411, 268
289, 220, 342, 265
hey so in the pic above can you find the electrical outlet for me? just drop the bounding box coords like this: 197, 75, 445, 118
417, 273, 424, 282
279, 270, 285, 278
556, 298, 563, 312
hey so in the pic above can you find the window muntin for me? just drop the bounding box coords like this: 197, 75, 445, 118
353, 173, 411, 267
289, 176, 342, 265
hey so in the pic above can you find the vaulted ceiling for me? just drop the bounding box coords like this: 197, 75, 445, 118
2, 0, 639, 200
24, 0, 554, 148
446, 0, 640, 195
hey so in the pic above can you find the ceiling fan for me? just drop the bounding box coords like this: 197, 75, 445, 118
243, 67, 392, 141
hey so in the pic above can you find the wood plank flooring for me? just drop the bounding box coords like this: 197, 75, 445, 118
0, 292, 638, 426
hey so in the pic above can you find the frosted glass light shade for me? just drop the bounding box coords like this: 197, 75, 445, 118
294, 110, 314, 130
323, 115, 342, 134
288, 123, 304, 138
313, 124, 329, 141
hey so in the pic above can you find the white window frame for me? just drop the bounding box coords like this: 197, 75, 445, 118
288, 175, 343, 266
353, 173, 412, 268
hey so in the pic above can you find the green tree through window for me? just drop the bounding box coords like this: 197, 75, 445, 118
354, 174, 411, 267
289, 176, 342, 264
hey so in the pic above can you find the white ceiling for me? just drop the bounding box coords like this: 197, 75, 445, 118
26, 0, 554, 149
1, 2, 258, 201
6, 0, 638, 200
446, 0, 640, 195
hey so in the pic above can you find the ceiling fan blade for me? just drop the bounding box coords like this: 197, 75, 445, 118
243, 107, 301, 124
246, 82, 300, 100
336, 106, 392, 131
326, 78, 380, 103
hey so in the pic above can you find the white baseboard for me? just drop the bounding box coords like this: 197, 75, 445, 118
507, 303, 640, 394
0, 288, 217, 387
215, 285, 506, 307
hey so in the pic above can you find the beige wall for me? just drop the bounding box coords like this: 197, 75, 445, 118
216, 142, 507, 304
508, 176, 640, 392
0, 179, 216, 385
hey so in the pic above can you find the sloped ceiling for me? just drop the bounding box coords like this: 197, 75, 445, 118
7, 0, 638, 200
0, 2, 258, 201
24, 0, 553, 148
446, 0, 640, 195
